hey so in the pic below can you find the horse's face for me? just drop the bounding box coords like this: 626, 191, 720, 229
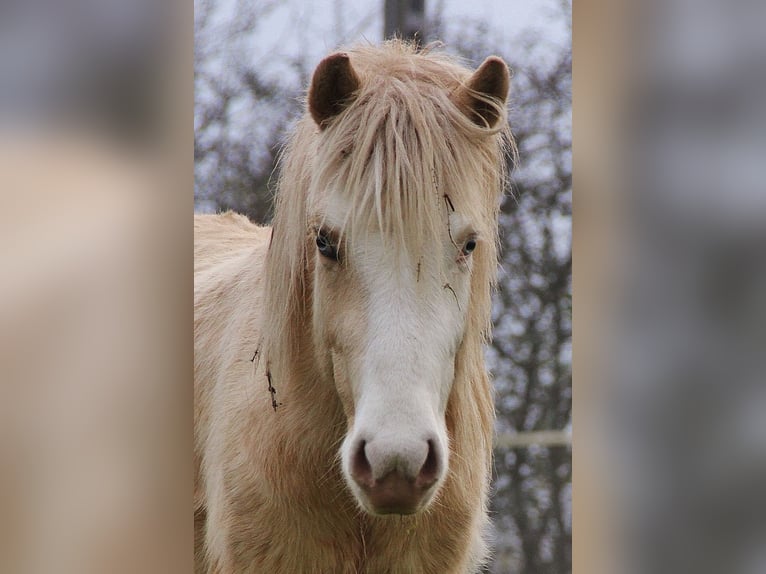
305, 51, 509, 515
310, 200, 478, 515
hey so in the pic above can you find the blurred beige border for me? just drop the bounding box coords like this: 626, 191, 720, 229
0, 1, 194, 572
572, 0, 624, 572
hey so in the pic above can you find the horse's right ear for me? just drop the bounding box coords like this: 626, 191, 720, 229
308, 53, 360, 129
453, 56, 510, 128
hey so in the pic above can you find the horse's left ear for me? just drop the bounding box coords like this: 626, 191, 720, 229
453, 56, 510, 128
308, 53, 361, 129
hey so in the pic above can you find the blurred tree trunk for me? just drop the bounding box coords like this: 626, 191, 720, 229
384, 0, 426, 41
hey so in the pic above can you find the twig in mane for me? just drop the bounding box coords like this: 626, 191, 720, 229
444, 193, 459, 248
266, 367, 279, 412
416, 258, 422, 282
443, 282, 460, 310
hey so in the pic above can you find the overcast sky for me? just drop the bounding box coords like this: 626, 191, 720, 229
205, 0, 569, 90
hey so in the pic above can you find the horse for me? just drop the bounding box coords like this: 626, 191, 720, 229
194, 40, 512, 573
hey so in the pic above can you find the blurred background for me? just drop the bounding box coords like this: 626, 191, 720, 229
596, 1, 766, 573
194, 1, 572, 572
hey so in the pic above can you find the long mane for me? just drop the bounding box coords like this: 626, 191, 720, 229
261, 40, 513, 384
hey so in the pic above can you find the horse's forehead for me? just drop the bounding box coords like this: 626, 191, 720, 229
316, 185, 473, 220
311, 192, 350, 229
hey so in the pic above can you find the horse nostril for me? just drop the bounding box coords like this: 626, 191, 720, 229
416, 439, 440, 489
350, 439, 373, 487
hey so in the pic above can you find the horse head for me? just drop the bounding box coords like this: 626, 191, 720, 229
300, 46, 510, 515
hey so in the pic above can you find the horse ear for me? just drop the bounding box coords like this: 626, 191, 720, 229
308, 53, 361, 129
453, 56, 510, 128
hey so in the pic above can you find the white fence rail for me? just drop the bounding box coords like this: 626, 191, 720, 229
495, 430, 571, 449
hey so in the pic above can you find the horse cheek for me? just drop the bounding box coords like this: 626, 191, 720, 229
330, 349, 356, 425
314, 269, 366, 426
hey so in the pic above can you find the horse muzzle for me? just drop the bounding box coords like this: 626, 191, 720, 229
348, 434, 445, 515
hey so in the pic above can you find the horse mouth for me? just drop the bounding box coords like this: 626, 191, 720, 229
354, 469, 440, 516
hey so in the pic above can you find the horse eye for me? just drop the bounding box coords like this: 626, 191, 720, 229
316, 231, 339, 261
462, 238, 477, 256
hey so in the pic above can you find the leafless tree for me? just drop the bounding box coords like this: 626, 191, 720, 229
194, 0, 307, 219
486, 44, 572, 573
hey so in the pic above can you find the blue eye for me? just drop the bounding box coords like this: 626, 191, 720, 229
316, 231, 339, 261
462, 238, 477, 256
